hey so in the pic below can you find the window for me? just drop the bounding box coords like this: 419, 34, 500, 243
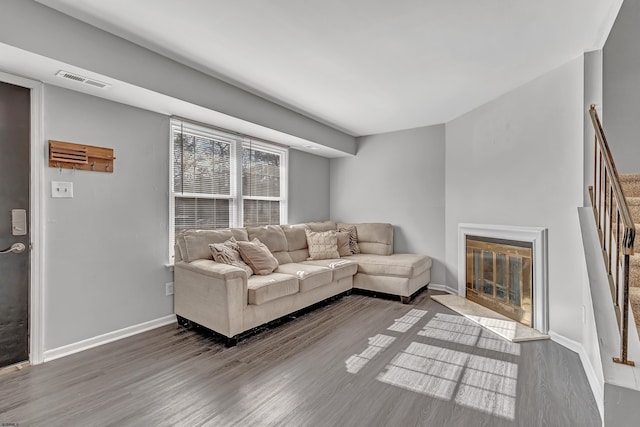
242, 142, 286, 227
170, 119, 287, 260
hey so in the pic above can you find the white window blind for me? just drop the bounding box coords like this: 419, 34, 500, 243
169, 119, 287, 260
242, 142, 286, 227
171, 121, 236, 246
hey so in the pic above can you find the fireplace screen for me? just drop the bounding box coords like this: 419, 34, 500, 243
466, 235, 533, 327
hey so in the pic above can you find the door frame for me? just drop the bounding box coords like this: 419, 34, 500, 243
0, 71, 44, 364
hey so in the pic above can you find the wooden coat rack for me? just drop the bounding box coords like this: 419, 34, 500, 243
49, 140, 116, 173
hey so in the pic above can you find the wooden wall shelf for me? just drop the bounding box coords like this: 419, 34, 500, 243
49, 140, 115, 173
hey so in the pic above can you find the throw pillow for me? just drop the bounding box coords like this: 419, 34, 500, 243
209, 237, 254, 278
305, 229, 339, 260
339, 225, 361, 254
237, 238, 279, 275
336, 231, 352, 257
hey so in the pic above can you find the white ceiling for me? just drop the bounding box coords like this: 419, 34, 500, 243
35, 0, 621, 137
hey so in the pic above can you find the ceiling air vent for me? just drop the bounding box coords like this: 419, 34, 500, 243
55, 70, 111, 90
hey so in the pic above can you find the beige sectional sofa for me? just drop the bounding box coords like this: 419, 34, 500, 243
174, 221, 431, 344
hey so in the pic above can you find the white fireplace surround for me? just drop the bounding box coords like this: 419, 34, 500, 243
458, 223, 549, 334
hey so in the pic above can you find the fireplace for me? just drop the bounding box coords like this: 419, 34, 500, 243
458, 224, 549, 333
465, 236, 533, 326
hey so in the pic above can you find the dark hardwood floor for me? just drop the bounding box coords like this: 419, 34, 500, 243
0, 290, 600, 426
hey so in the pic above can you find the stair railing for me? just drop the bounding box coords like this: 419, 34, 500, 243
588, 104, 636, 366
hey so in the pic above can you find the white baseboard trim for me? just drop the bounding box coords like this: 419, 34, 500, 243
43, 314, 177, 363
548, 330, 604, 420
428, 283, 458, 295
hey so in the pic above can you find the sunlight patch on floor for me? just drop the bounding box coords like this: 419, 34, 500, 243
417, 313, 482, 345
377, 342, 466, 399
345, 334, 396, 374
387, 309, 428, 333
347, 307, 522, 421
455, 354, 518, 419
477, 333, 521, 356
377, 342, 518, 420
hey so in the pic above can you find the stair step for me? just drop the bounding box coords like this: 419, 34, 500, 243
616, 176, 640, 340
628, 197, 640, 224
620, 173, 640, 198
632, 253, 640, 288
630, 287, 640, 341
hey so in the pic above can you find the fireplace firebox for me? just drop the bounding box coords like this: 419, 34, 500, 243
465, 235, 533, 327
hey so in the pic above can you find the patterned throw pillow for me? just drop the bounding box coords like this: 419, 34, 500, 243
237, 238, 279, 275
305, 229, 339, 260
209, 237, 254, 278
339, 225, 361, 254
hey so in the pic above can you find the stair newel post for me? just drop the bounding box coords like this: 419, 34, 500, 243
614, 253, 633, 366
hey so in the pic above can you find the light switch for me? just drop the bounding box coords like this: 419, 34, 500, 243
51, 181, 74, 198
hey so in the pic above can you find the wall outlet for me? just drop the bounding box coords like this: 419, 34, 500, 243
165, 282, 174, 296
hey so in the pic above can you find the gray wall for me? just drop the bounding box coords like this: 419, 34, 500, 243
288, 149, 330, 224
603, 0, 640, 173
584, 50, 603, 206
330, 125, 446, 285
445, 57, 585, 341
42, 86, 335, 350
582, 51, 606, 419
43, 85, 173, 350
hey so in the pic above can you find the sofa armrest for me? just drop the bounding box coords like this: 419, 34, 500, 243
178, 259, 248, 281
174, 260, 247, 338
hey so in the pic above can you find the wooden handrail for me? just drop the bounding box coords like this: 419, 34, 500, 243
588, 104, 635, 366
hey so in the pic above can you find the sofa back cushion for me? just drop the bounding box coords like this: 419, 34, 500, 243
338, 223, 393, 256
246, 225, 293, 264
305, 220, 337, 232
280, 224, 310, 263
179, 228, 249, 262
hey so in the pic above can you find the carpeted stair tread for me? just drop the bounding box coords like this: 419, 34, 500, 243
620, 173, 640, 198
630, 287, 640, 340
628, 197, 640, 224
632, 253, 640, 288
620, 174, 640, 341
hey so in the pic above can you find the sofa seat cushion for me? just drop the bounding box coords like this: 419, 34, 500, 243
247, 273, 299, 305
303, 259, 358, 281
275, 263, 333, 292
348, 254, 432, 278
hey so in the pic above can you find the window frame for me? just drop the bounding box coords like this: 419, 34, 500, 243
169, 119, 288, 262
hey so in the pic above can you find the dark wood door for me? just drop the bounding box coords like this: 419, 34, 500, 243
0, 81, 30, 367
